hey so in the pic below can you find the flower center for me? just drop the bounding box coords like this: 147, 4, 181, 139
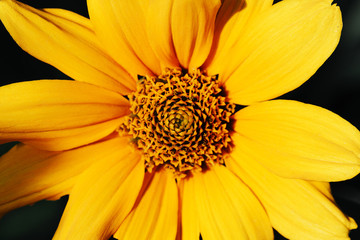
120, 68, 235, 178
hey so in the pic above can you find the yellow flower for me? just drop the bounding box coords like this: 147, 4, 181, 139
0, 0, 359, 239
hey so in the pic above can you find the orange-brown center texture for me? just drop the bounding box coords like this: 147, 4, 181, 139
120, 68, 235, 179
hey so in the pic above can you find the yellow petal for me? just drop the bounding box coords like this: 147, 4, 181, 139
18, 119, 124, 151
87, 0, 161, 78
182, 165, 273, 239
219, 0, 342, 105
205, 0, 273, 70
0, 0, 135, 94
171, 0, 221, 71
0, 137, 126, 217
53, 138, 144, 240
227, 151, 357, 240
179, 175, 200, 240
146, 0, 180, 69
233, 100, 360, 181
114, 169, 178, 240
0, 80, 130, 151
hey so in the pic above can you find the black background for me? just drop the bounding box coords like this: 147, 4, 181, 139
0, 0, 359, 239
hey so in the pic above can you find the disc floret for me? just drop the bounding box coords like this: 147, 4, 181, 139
120, 68, 235, 178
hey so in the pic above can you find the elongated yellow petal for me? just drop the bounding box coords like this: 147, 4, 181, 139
205, 0, 273, 70
0, 137, 128, 217
179, 175, 200, 240
227, 152, 357, 240
0, 80, 130, 151
171, 0, 220, 71
146, 0, 180, 69
17, 119, 124, 151
0, 0, 134, 94
53, 138, 144, 240
87, 0, 160, 78
114, 169, 178, 240
182, 165, 273, 240
219, 0, 342, 105
233, 100, 360, 181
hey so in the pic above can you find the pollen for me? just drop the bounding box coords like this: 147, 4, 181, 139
120, 68, 235, 178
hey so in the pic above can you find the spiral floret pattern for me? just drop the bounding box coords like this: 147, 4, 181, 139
121, 68, 235, 178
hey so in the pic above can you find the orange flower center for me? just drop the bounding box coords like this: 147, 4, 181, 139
120, 68, 235, 178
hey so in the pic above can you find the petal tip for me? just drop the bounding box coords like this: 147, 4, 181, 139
347, 216, 357, 229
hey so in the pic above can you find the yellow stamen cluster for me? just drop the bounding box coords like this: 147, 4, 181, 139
120, 68, 235, 178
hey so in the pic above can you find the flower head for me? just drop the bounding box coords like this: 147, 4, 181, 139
0, 0, 360, 239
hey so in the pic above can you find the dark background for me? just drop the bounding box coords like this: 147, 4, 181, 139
0, 0, 359, 239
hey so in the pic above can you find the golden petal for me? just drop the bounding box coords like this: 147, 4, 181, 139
0, 80, 130, 151
87, 0, 161, 77
205, 0, 272, 71
217, 0, 342, 105
233, 100, 360, 181
228, 151, 357, 239
0, 0, 135, 94
0, 137, 129, 217
53, 138, 144, 240
114, 169, 178, 240
171, 0, 221, 71
181, 165, 273, 239
146, 0, 180, 69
